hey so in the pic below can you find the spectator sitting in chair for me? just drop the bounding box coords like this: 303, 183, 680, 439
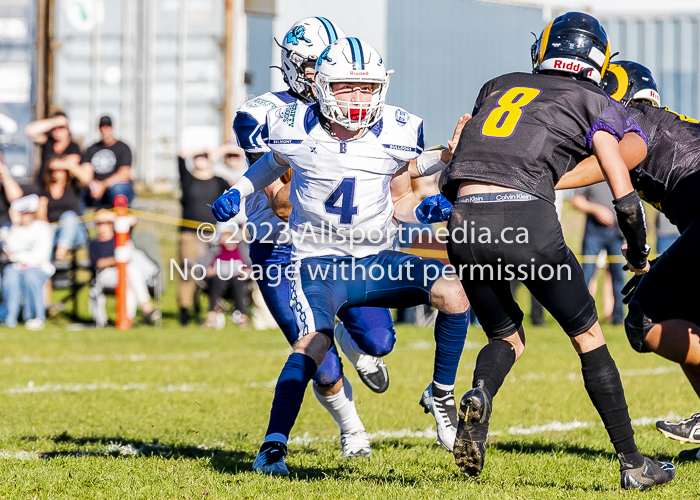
0, 195, 54, 330
88, 209, 159, 326
201, 222, 250, 329
82, 116, 134, 207
25, 154, 92, 262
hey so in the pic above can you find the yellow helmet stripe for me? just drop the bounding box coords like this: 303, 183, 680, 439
601, 40, 611, 76
608, 64, 629, 102
538, 20, 554, 66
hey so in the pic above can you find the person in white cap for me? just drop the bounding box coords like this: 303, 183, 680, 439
0, 194, 54, 330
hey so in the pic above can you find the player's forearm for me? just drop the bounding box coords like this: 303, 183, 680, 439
556, 157, 606, 190
392, 192, 422, 223
233, 152, 289, 198
591, 131, 635, 199
268, 182, 292, 221
558, 132, 646, 191
409, 150, 449, 179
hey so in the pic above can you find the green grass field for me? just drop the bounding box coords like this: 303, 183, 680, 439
0, 317, 697, 499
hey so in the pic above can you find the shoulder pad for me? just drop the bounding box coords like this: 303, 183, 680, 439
233, 92, 294, 152
263, 101, 313, 154
374, 105, 424, 162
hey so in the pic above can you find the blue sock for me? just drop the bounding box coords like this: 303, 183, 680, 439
433, 311, 469, 388
265, 352, 318, 442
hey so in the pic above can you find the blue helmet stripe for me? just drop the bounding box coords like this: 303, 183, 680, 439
315, 17, 338, 43
347, 37, 364, 69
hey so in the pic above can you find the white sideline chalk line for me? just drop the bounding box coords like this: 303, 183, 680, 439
0, 414, 684, 460
4, 382, 210, 394
2, 361, 681, 394
289, 413, 683, 445
0, 351, 221, 365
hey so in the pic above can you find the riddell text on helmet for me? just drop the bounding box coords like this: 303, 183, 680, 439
552, 59, 594, 75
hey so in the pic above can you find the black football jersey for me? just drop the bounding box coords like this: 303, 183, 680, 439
443, 72, 638, 204
626, 103, 700, 229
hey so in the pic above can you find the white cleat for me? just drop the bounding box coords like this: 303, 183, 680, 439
340, 429, 372, 458
252, 441, 290, 476
419, 384, 458, 452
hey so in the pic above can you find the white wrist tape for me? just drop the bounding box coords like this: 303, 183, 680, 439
417, 149, 448, 177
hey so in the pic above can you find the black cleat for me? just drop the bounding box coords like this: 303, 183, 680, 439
253, 441, 289, 476
357, 357, 390, 394
453, 387, 491, 478
619, 455, 675, 491
677, 447, 700, 461
656, 413, 700, 443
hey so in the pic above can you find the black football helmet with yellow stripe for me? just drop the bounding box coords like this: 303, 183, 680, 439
531, 12, 611, 84
600, 61, 661, 107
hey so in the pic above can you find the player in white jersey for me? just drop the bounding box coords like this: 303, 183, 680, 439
233, 17, 404, 459
215, 37, 470, 476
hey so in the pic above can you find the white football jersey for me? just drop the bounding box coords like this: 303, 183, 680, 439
232, 91, 297, 245
263, 101, 424, 260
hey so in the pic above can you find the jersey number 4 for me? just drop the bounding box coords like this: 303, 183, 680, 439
481, 87, 541, 138
325, 177, 358, 224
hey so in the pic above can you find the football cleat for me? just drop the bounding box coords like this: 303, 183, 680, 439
419, 384, 458, 452
334, 322, 390, 393
677, 447, 700, 461
340, 429, 372, 458
356, 356, 390, 394
656, 413, 700, 443
252, 441, 289, 476
619, 455, 675, 491
453, 387, 491, 478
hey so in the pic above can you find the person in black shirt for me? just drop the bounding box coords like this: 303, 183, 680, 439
38, 154, 93, 261
443, 13, 673, 489
25, 112, 82, 182
177, 149, 230, 326
558, 61, 700, 459
82, 116, 135, 207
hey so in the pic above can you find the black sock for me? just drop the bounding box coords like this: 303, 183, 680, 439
579, 345, 644, 467
471, 339, 516, 399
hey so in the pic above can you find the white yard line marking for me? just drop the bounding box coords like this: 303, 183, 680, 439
0, 414, 685, 460
4, 382, 209, 394
0, 351, 221, 365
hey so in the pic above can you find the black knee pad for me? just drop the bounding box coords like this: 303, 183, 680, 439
624, 299, 655, 353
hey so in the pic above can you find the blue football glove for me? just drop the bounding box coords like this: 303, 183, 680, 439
212, 189, 241, 222
415, 194, 452, 224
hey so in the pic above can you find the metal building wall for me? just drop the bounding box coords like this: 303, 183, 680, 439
50, 0, 230, 183
600, 16, 700, 119
0, 0, 37, 179
386, 0, 544, 147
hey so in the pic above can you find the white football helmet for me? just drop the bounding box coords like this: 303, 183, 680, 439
279, 17, 345, 101
314, 37, 390, 131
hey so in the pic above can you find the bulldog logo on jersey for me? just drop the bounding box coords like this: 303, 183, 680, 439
395, 109, 408, 126
285, 26, 311, 46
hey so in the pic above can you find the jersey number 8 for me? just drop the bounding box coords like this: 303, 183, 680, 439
481, 87, 541, 139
